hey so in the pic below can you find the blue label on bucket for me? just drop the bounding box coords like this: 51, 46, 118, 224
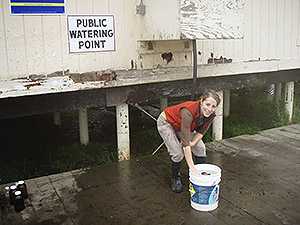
189, 182, 219, 205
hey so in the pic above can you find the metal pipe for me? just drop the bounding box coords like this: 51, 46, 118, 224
152, 142, 165, 155
133, 103, 157, 122
130, 103, 165, 155
192, 39, 197, 100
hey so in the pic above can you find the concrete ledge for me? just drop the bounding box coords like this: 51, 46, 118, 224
0, 59, 299, 99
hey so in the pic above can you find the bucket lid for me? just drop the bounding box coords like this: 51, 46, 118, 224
14, 191, 22, 196
10, 185, 17, 190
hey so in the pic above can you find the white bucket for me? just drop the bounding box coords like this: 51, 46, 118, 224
189, 164, 221, 211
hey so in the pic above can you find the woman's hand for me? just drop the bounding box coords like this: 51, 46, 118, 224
190, 164, 199, 174
182, 146, 198, 173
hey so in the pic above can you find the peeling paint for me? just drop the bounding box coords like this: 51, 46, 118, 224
180, 0, 245, 39
118, 150, 130, 161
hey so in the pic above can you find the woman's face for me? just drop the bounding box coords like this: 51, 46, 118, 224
200, 97, 218, 117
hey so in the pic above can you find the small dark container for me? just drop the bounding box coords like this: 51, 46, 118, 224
4, 186, 10, 197
0, 191, 8, 208
14, 191, 25, 212
17, 181, 28, 199
9, 185, 17, 205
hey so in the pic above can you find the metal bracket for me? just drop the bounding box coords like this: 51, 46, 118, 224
136, 0, 146, 15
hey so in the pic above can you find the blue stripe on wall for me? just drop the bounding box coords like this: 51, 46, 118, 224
11, 0, 64, 3
11, 6, 64, 14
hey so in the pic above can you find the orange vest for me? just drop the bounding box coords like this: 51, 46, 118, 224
164, 101, 200, 131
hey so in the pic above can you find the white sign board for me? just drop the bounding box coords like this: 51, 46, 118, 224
67, 15, 115, 53
180, 0, 245, 39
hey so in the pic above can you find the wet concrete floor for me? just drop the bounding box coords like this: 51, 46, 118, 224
1, 124, 300, 225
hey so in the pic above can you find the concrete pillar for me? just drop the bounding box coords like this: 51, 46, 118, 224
79, 107, 89, 145
266, 84, 275, 101
53, 112, 61, 126
212, 91, 223, 141
116, 103, 130, 161
160, 96, 168, 111
223, 89, 230, 118
284, 82, 294, 122
275, 82, 282, 103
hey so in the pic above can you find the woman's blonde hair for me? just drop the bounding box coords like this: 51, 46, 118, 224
199, 89, 221, 106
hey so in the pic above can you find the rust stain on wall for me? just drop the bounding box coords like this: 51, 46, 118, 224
70, 70, 117, 83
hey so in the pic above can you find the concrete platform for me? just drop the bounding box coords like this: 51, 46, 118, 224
1, 124, 300, 225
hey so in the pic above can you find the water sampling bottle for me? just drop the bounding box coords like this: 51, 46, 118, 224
9, 185, 17, 205
0, 190, 8, 208
14, 191, 25, 212
17, 180, 28, 199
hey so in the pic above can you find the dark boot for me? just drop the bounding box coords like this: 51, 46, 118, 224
194, 156, 206, 164
171, 160, 183, 193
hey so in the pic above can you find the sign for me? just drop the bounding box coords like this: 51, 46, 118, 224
10, 0, 65, 14
180, 0, 245, 39
67, 15, 116, 53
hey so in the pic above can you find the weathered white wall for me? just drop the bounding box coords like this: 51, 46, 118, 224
137, 0, 181, 40
140, 0, 300, 67
0, 0, 138, 80
0, 0, 300, 79
196, 0, 300, 64
180, 0, 245, 39
137, 40, 192, 69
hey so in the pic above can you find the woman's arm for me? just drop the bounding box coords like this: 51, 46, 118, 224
180, 108, 193, 146
190, 132, 203, 147
180, 108, 197, 172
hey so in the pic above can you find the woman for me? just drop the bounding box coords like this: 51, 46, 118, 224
157, 90, 221, 193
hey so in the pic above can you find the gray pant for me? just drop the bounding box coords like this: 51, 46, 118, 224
157, 113, 206, 162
